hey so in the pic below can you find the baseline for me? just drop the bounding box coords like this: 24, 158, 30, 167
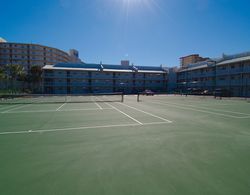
0, 122, 171, 136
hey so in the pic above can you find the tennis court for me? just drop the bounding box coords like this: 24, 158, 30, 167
0, 94, 250, 195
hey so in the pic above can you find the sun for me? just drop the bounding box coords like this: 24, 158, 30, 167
122, 0, 152, 7
119, 0, 159, 13
122, 0, 144, 4
106, 0, 160, 20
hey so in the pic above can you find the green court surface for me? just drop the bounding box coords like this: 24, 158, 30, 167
0, 95, 250, 195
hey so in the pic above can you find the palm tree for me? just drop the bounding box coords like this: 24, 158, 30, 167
4, 64, 25, 93
0, 67, 6, 92
0, 67, 5, 80
30, 65, 42, 93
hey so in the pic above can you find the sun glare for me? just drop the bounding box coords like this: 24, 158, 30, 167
122, 0, 152, 7
119, 0, 159, 11
106, 0, 161, 14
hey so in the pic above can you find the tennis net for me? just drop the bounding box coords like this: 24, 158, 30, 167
0, 93, 124, 104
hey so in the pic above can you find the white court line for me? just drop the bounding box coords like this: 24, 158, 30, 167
0, 121, 172, 136
0, 123, 140, 135
161, 101, 250, 116
0, 97, 45, 113
95, 96, 143, 125
151, 101, 247, 119
236, 115, 250, 119
142, 121, 171, 125
0, 104, 23, 111
92, 97, 103, 110
105, 102, 143, 125
1, 104, 32, 113
56, 102, 67, 111
1, 108, 114, 114
118, 102, 173, 123
94, 102, 103, 110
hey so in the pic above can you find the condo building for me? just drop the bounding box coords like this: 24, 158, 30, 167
177, 52, 250, 97
180, 54, 209, 69
0, 38, 82, 72
42, 62, 168, 94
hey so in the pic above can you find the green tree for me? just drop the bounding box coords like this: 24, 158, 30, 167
4, 64, 25, 93
0, 67, 5, 80
0, 67, 6, 91
30, 65, 42, 93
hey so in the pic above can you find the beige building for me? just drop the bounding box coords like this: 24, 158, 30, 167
180, 54, 208, 68
0, 38, 82, 72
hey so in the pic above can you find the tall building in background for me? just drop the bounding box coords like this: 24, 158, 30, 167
180, 54, 209, 68
69, 49, 83, 63
121, 60, 130, 66
0, 38, 82, 72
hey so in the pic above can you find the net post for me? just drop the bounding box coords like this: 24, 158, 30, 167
121, 93, 124, 102
137, 93, 140, 102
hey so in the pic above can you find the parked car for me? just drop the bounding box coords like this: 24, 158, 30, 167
141, 89, 154, 96
214, 88, 231, 97
201, 90, 213, 96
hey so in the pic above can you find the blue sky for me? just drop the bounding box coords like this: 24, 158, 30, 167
1, 0, 250, 66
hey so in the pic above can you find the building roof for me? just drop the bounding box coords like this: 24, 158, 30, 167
137, 70, 166, 73
43, 63, 167, 73
43, 65, 99, 71
178, 60, 216, 72
179, 54, 199, 59
102, 69, 133, 73
0, 41, 70, 56
178, 64, 209, 72
217, 55, 250, 66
